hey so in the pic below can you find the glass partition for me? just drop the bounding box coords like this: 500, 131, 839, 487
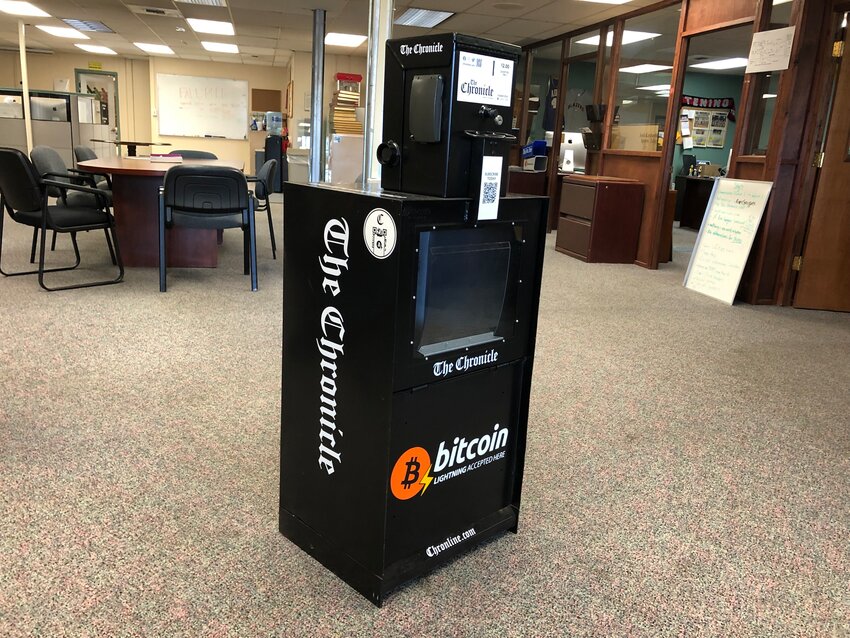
743, 0, 794, 155
526, 41, 562, 145
512, 51, 527, 131
563, 33, 599, 133
609, 4, 681, 151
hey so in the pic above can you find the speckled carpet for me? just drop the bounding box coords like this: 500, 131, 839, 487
0, 203, 847, 637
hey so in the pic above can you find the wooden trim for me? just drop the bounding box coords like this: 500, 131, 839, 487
681, 15, 756, 36
544, 39, 570, 231
650, 0, 691, 270
735, 155, 768, 163
593, 25, 608, 105
601, 19, 625, 155
601, 149, 663, 158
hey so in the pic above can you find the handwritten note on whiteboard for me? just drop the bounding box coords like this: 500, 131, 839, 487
746, 26, 796, 74
684, 178, 773, 305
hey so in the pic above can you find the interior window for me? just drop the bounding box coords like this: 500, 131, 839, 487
743, 0, 795, 155
608, 4, 681, 152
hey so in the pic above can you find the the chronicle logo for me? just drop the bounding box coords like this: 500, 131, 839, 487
389, 424, 509, 500
432, 348, 499, 378
317, 218, 349, 476
399, 42, 444, 56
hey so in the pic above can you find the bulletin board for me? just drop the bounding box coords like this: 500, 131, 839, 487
156, 73, 249, 140
679, 107, 729, 149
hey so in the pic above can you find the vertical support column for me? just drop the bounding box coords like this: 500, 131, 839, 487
310, 9, 326, 183
362, 0, 394, 185
18, 20, 33, 155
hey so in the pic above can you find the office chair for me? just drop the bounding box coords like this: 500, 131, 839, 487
0, 147, 123, 291
158, 165, 257, 292
74, 145, 111, 190
247, 159, 278, 259
31, 145, 114, 264
171, 150, 219, 160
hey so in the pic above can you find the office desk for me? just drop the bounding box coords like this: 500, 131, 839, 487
674, 175, 715, 230
77, 157, 244, 268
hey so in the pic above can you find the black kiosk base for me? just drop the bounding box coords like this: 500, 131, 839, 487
280, 183, 547, 605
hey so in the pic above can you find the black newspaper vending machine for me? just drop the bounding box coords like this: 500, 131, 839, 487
280, 33, 548, 606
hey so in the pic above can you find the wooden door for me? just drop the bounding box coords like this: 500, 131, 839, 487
793, 26, 850, 311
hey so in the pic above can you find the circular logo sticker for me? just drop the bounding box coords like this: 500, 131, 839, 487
363, 208, 396, 259
390, 446, 432, 500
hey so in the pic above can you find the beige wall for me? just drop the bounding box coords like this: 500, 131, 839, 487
4, 46, 365, 168
4, 51, 150, 144
0, 51, 17, 87
147, 56, 290, 169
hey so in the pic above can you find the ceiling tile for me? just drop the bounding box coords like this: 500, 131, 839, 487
486, 18, 559, 39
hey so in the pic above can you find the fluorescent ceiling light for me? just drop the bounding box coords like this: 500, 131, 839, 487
187, 17, 234, 36
176, 0, 226, 5
0, 1, 49, 16
636, 84, 670, 91
394, 8, 453, 28
772, 0, 792, 5
621, 99, 635, 105
76, 43, 117, 55
201, 40, 238, 53
762, 93, 777, 99
62, 19, 113, 33
690, 57, 749, 70
619, 64, 672, 74
36, 24, 88, 39
655, 91, 670, 96
325, 32, 367, 47
134, 42, 174, 55
576, 30, 660, 47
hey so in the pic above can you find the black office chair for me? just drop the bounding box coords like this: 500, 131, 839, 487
158, 165, 257, 292
30, 145, 116, 264
171, 150, 218, 160
0, 147, 123, 291
74, 145, 111, 189
247, 159, 278, 259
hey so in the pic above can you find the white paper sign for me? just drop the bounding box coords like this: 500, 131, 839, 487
684, 178, 773, 304
746, 26, 796, 74
457, 52, 514, 107
477, 155, 502, 220
682, 136, 694, 150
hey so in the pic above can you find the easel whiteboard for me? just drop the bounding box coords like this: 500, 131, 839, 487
156, 73, 248, 140
684, 178, 773, 304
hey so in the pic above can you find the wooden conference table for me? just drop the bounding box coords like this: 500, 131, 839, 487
77, 156, 243, 268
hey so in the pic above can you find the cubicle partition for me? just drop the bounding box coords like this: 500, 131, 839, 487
0, 89, 112, 165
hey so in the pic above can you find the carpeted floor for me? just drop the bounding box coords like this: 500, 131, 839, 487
0, 202, 847, 637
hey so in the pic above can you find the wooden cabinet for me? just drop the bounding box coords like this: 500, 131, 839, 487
555, 175, 644, 263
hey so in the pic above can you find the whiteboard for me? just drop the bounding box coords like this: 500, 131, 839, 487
156, 73, 248, 140
684, 178, 773, 305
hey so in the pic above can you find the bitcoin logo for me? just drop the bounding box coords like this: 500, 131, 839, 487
390, 447, 431, 500
401, 457, 420, 489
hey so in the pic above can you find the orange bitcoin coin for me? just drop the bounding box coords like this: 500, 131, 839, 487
390, 447, 431, 500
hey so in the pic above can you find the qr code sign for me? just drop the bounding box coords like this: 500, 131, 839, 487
482, 181, 497, 205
